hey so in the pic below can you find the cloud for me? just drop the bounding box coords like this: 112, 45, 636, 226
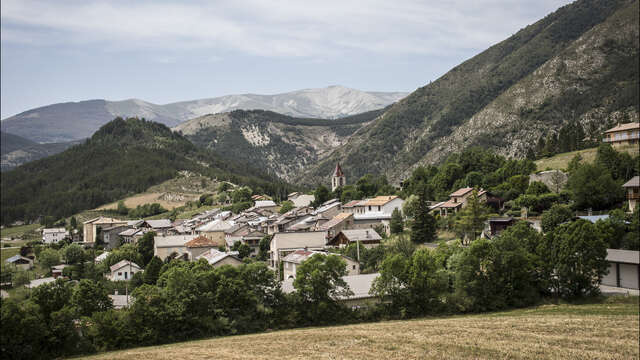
1, 0, 572, 58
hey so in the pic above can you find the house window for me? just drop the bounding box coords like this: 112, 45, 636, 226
118, 272, 122, 276
352, 265, 356, 270
378, 206, 381, 211
368, 206, 371, 211
124, 272, 128, 279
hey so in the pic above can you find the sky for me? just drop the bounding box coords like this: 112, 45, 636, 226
1, 0, 574, 119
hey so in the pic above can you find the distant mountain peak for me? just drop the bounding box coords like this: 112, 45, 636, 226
1, 86, 408, 143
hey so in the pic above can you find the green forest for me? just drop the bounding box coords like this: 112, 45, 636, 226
0, 118, 293, 225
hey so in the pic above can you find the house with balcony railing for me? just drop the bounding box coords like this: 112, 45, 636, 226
623, 176, 639, 212
603, 123, 640, 146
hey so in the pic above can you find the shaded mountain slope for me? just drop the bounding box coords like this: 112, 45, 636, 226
298, 0, 638, 186
175, 108, 386, 181
0, 118, 290, 225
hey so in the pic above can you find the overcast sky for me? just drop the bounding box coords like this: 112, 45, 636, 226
1, 0, 573, 119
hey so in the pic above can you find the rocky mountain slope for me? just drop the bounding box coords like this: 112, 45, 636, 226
298, 0, 638, 186
0, 86, 407, 143
174, 108, 385, 181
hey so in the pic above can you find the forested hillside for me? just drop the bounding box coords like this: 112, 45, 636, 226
0, 118, 291, 225
299, 0, 639, 186
175, 108, 385, 181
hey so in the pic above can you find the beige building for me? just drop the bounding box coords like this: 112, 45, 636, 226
154, 234, 198, 261
269, 231, 327, 269
281, 250, 359, 280
83, 217, 128, 245
185, 235, 222, 259
196, 219, 234, 247
317, 212, 354, 239
430, 187, 487, 217
603, 123, 639, 146
623, 176, 639, 212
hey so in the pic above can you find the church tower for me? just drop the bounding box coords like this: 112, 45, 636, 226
331, 163, 346, 192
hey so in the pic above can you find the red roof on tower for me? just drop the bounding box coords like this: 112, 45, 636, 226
333, 164, 344, 177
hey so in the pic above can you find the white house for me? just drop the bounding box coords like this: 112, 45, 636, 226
352, 196, 404, 234
42, 228, 69, 244
108, 260, 142, 281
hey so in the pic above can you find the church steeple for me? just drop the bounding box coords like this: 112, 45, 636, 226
331, 163, 346, 191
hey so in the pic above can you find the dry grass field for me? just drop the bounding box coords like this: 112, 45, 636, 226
81, 297, 639, 360
535, 144, 639, 171
96, 192, 197, 211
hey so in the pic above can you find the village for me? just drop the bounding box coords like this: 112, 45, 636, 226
3, 122, 639, 307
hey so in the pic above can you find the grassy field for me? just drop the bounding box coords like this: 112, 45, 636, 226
535, 144, 638, 171
0, 247, 20, 262
81, 297, 639, 360
96, 192, 197, 211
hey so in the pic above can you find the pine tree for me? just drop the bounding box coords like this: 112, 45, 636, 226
410, 185, 436, 244
454, 190, 490, 244
390, 208, 404, 234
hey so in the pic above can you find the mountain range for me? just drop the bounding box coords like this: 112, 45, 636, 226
1, 0, 638, 223
0, 86, 408, 143
297, 0, 639, 185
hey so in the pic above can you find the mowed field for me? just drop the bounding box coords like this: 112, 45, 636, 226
81, 297, 639, 360
535, 144, 639, 171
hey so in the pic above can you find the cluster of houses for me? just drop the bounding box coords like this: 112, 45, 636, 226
18, 161, 639, 304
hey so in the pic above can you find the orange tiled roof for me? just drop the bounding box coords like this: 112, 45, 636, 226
604, 123, 640, 133
362, 196, 398, 206
185, 235, 221, 248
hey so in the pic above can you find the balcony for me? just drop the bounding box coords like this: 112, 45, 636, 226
627, 193, 640, 200
604, 133, 640, 143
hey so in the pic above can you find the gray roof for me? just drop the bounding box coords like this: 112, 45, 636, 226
577, 215, 610, 223
144, 219, 172, 228
339, 229, 383, 242
154, 234, 198, 248
5, 255, 32, 264
196, 249, 241, 265
623, 176, 639, 188
42, 228, 66, 234
110, 260, 142, 272
281, 273, 379, 300
26, 277, 56, 288
196, 219, 235, 232
254, 200, 277, 208
606, 249, 639, 264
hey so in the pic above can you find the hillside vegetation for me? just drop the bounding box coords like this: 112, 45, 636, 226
535, 144, 639, 171
176, 108, 385, 181
81, 298, 639, 360
0, 118, 291, 225
299, 0, 639, 185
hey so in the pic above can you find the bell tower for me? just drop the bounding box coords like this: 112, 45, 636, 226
331, 163, 346, 192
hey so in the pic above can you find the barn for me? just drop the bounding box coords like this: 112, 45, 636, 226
602, 249, 639, 290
